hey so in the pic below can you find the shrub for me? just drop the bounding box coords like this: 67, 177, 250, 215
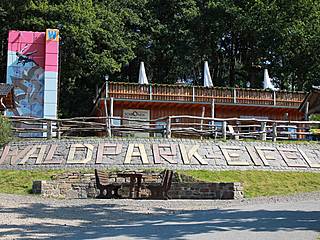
0, 115, 12, 146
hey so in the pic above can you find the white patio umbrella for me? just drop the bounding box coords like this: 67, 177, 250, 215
263, 69, 275, 90
138, 61, 148, 84
203, 61, 213, 87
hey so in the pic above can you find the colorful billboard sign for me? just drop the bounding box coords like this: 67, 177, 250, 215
6, 30, 59, 119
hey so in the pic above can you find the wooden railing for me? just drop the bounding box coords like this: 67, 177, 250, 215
104, 82, 306, 107
7, 115, 320, 142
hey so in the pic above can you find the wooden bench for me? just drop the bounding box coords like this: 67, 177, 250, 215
146, 170, 173, 199
95, 169, 121, 198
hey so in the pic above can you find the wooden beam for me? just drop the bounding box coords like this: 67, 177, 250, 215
305, 101, 309, 120
211, 99, 215, 118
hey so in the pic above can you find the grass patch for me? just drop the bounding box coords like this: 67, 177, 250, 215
0, 169, 320, 198
179, 170, 320, 198
0, 170, 65, 194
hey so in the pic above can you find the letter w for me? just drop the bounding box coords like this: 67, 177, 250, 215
48, 31, 57, 39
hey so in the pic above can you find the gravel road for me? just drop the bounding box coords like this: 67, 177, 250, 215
0, 192, 319, 240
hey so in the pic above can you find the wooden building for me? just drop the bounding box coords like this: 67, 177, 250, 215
0, 83, 14, 113
93, 82, 306, 132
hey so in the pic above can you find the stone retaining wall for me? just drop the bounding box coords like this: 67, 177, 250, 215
32, 173, 97, 199
169, 182, 243, 199
32, 172, 244, 200
1, 138, 320, 172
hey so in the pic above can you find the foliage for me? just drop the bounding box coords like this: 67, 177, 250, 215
310, 114, 320, 121
0, 115, 12, 146
180, 170, 320, 198
1, 1, 320, 116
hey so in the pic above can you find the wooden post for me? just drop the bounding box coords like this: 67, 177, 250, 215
166, 117, 172, 138
149, 84, 153, 100
200, 106, 205, 139
46, 120, 52, 140
305, 101, 309, 120
56, 121, 61, 140
273, 91, 276, 106
233, 88, 237, 103
104, 99, 111, 137
109, 97, 114, 137
192, 87, 195, 102
110, 97, 114, 120
260, 121, 267, 141
222, 121, 227, 141
105, 81, 109, 99
272, 122, 277, 142
211, 99, 215, 118
211, 99, 215, 136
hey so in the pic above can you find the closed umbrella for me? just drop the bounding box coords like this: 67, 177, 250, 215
263, 69, 275, 90
204, 61, 213, 87
138, 62, 148, 84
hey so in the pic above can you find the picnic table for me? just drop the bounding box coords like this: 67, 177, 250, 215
95, 169, 173, 199
117, 172, 143, 198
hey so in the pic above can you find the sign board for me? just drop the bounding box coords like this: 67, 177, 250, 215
123, 109, 150, 137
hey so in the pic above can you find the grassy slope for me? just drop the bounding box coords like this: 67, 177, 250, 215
180, 170, 320, 198
0, 169, 320, 197
0, 170, 64, 194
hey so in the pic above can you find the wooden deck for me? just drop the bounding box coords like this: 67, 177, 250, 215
104, 82, 306, 108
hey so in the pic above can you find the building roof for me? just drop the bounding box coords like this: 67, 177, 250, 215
0, 83, 13, 96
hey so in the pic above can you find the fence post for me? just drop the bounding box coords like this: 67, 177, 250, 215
166, 117, 172, 138
211, 99, 215, 137
46, 120, 52, 140
260, 121, 267, 141
105, 81, 109, 99
222, 121, 227, 140
192, 87, 195, 102
106, 117, 112, 137
200, 107, 205, 139
233, 88, 237, 103
272, 122, 277, 142
149, 84, 153, 100
56, 121, 61, 140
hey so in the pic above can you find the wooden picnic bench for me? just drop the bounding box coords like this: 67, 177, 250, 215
95, 169, 121, 198
145, 169, 173, 199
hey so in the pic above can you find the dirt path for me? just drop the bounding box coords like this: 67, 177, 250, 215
0, 192, 319, 239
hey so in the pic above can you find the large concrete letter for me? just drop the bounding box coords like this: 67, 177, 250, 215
0, 146, 33, 165
124, 144, 149, 164
277, 148, 308, 168
67, 144, 94, 164
179, 144, 207, 165
153, 144, 177, 164
18, 145, 47, 165
220, 146, 250, 166
42, 145, 61, 164
96, 143, 122, 164
298, 148, 320, 168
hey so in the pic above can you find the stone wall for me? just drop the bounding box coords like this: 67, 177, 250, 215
32, 173, 97, 199
1, 138, 320, 172
169, 182, 243, 199
32, 172, 244, 200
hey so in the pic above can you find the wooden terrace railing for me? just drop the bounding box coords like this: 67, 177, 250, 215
103, 82, 306, 107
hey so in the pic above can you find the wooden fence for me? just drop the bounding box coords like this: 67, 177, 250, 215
106, 82, 305, 107
7, 115, 320, 142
